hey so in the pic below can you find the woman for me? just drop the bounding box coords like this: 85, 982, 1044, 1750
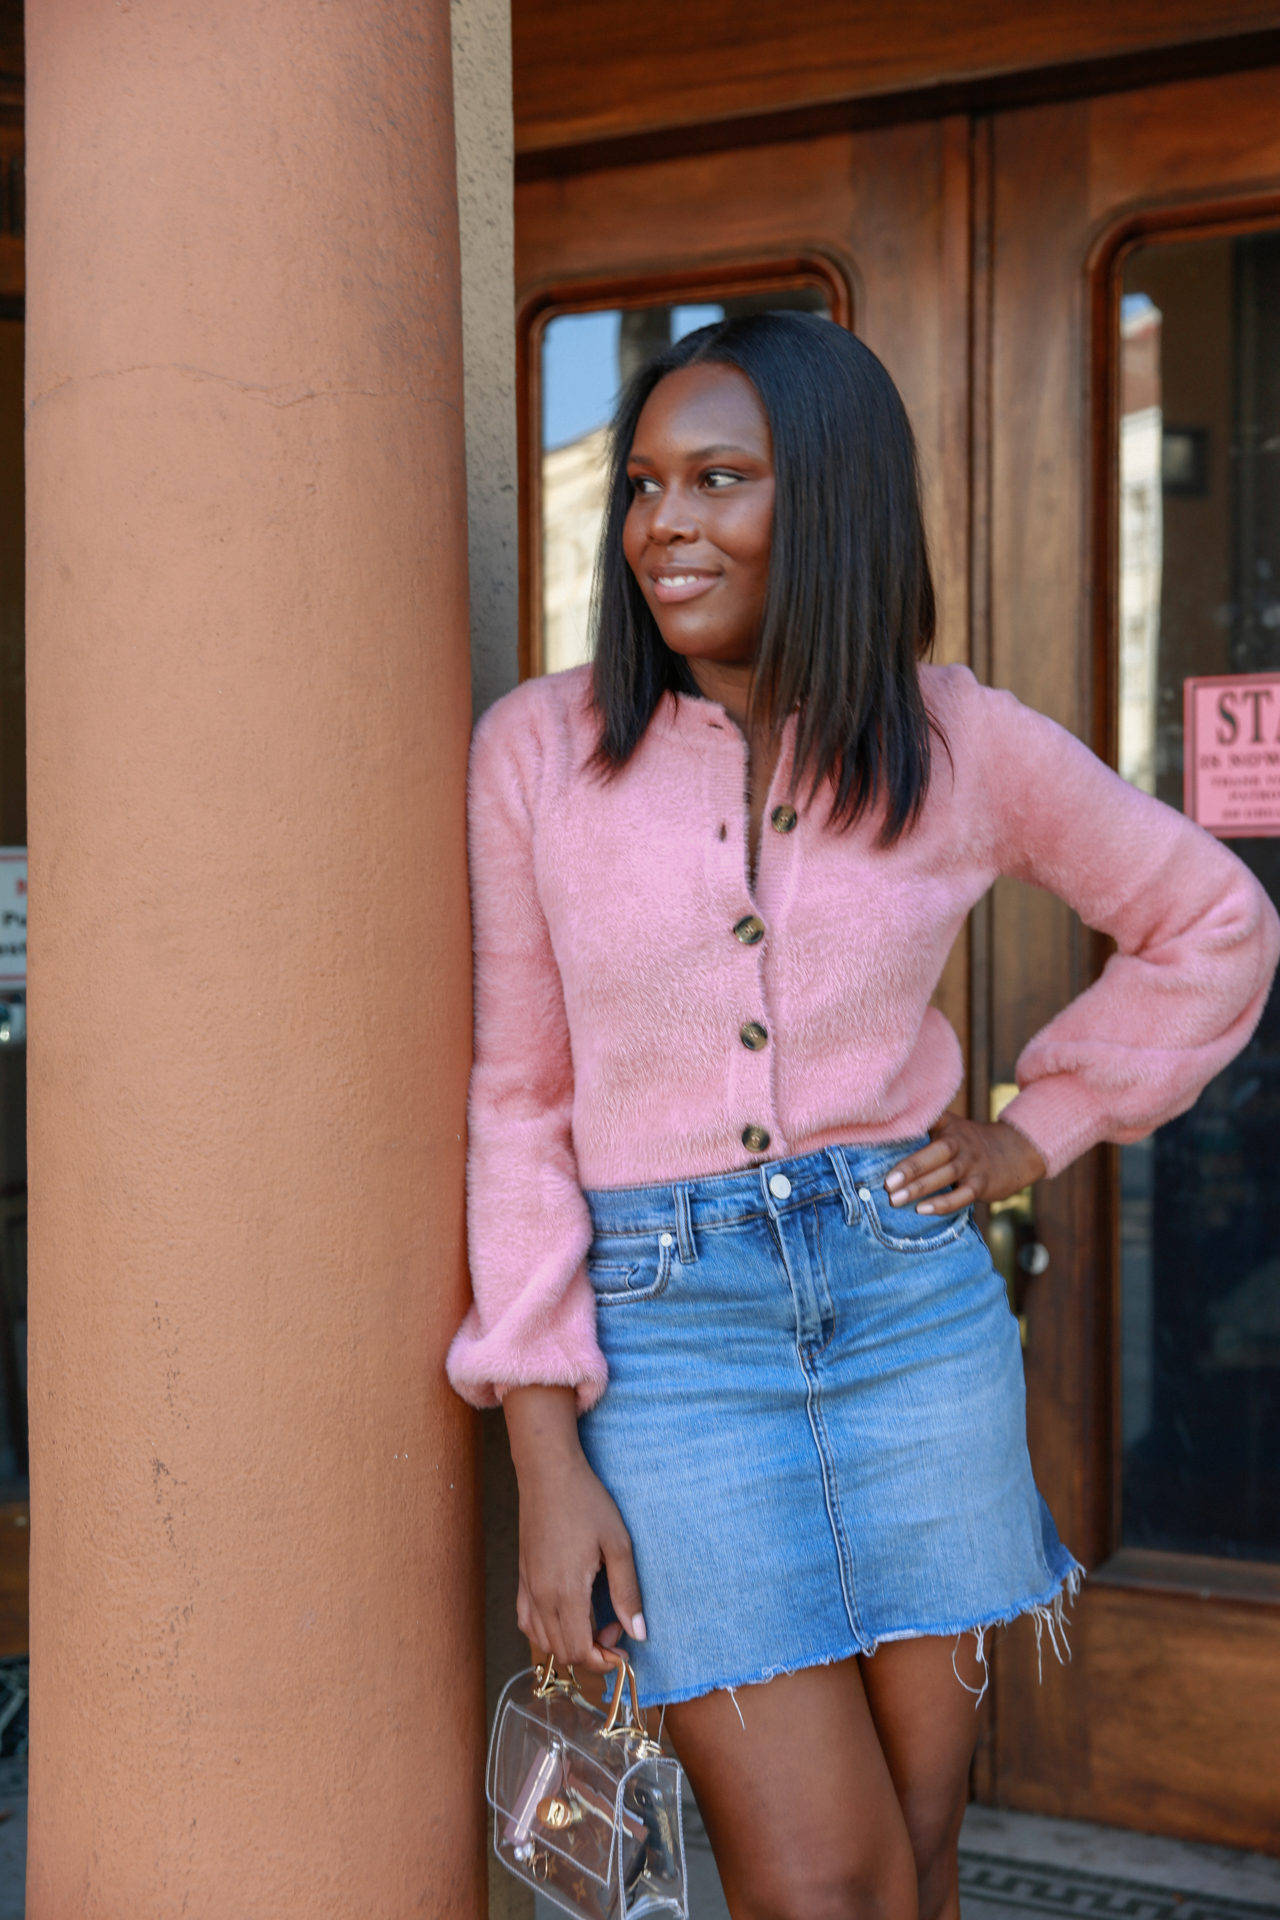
447, 313, 1279, 1920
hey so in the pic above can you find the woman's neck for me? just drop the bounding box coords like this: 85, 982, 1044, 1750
683, 654, 760, 738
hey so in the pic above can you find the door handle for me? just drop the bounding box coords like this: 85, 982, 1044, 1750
985, 1082, 1050, 1348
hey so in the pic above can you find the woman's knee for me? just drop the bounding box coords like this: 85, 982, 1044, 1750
662, 1659, 921, 1920
731, 1824, 919, 1920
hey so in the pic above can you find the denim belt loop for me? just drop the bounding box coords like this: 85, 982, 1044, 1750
824, 1145, 859, 1227
673, 1183, 698, 1264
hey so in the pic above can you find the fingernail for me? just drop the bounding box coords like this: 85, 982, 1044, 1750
917, 1201, 934, 1213
890, 1189, 909, 1205
631, 1613, 647, 1641
885, 1171, 904, 1191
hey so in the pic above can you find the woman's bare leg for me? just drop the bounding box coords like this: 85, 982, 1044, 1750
856, 1634, 988, 1920
661, 1654, 919, 1920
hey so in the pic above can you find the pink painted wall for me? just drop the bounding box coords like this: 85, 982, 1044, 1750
22, 2, 484, 1911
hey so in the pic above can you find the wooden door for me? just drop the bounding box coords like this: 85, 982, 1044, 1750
984, 65, 1280, 1851
514, 68, 1280, 1851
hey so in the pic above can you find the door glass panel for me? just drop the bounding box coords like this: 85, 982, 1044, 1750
1116, 230, 1280, 1562
539, 283, 833, 674
0, 304, 24, 1506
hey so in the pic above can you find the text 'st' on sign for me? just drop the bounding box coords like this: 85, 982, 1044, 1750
1183, 672, 1280, 838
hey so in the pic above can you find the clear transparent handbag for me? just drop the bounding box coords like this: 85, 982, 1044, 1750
486, 1648, 690, 1919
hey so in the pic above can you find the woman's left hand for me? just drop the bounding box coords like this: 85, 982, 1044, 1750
881, 1114, 1047, 1214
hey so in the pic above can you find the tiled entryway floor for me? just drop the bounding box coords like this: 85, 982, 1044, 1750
956, 1804, 1280, 1920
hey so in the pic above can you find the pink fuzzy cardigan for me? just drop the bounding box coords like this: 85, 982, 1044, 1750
445, 660, 1280, 1415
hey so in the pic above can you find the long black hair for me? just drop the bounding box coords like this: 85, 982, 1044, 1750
583, 310, 948, 848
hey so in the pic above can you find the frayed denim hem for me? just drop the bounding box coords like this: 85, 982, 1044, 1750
614, 1555, 1086, 1724
614, 1634, 884, 1724
871, 1555, 1087, 1713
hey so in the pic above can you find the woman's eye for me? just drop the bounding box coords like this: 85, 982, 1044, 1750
627, 470, 743, 494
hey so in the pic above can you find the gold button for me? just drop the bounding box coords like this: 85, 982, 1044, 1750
740, 1021, 768, 1050
742, 1124, 771, 1152
733, 913, 766, 944
771, 804, 798, 832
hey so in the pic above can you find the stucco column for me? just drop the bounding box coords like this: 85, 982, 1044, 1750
22, 4, 483, 1915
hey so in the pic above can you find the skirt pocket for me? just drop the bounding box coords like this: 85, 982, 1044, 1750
584, 1228, 676, 1304
852, 1177, 976, 1256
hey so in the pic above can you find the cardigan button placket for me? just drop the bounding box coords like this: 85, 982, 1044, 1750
702, 706, 790, 1152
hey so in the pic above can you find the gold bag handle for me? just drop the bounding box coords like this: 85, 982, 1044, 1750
533, 1652, 581, 1696
533, 1648, 660, 1750
599, 1647, 644, 1737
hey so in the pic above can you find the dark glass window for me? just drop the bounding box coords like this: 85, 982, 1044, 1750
1115, 230, 1280, 1562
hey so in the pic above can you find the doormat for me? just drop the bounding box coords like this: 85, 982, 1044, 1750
958, 1850, 1280, 1920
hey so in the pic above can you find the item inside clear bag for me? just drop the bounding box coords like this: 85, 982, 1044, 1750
491, 1701, 621, 1903
617, 1758, 687, 1918
486, 1665, 690, 1919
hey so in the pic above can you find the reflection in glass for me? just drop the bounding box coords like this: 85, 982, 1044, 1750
1116, 233, 1280, 1562
0, 308, 23, 1504
540, 286, 833, 674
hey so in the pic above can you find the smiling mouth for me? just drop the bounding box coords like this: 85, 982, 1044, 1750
649, 570, 720, 604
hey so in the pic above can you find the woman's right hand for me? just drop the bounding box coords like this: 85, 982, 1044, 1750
502, 1384, 646, 1673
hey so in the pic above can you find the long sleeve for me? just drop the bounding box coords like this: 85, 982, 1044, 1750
444, 699, 609, 1414
964, 670, 1280, 1180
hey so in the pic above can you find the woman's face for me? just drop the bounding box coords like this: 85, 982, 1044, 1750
622, 361, 775, 669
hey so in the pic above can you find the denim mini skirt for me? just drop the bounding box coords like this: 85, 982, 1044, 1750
578, 1132, 1085, 1713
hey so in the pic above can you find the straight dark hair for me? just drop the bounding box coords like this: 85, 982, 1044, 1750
583, 310, 948, 848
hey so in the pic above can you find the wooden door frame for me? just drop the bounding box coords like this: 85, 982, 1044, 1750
511, 6, 1280, 173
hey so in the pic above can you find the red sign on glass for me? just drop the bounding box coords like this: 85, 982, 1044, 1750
1183, 672, 1280, 838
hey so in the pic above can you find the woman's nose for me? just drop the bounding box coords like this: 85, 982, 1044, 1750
648, 483, 698, 541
